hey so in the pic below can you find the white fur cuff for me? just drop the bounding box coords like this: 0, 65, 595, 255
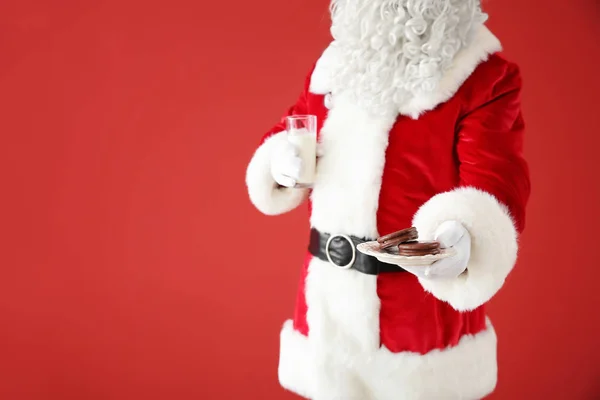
412, 187, 518, 311
246, 132, 309, 216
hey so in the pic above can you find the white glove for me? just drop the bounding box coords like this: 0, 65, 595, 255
270, 139, 303, 188
400, 220, 471, 280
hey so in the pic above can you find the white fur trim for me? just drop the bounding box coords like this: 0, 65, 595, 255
278, 320, 314, 399
309, 94, 395, 238
305, 258, 380, 399
412, 187, 518, 311
304, 91, 395, 398
309, 26, 502, 119
278, 318, 498, 400
245, 132, 309, 215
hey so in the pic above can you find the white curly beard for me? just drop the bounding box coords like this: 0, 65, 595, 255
329, 0, 488, 116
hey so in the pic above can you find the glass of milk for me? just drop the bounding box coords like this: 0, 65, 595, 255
285, 115, 317, 188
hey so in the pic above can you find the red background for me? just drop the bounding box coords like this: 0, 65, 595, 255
1, 1, 599, 399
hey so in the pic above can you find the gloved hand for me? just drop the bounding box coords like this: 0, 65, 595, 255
270, 139, 303, 188
400, 221, 471, 280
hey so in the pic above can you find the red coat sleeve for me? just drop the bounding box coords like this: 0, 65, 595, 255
456, 58, 531, 233
412, 56, 531, 311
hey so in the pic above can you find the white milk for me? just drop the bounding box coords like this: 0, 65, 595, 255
287, 128, 317, 185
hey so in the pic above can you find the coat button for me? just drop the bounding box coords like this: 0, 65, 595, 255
324, 93, 333, 109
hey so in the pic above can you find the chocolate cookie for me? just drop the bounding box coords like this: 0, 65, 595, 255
377, 227, 418, 250
397, 241, 441, 257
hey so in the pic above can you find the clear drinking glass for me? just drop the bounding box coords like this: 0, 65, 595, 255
286, 115, 317, 188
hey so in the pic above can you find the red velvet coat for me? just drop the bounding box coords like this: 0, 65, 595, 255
246, 26, 530, 400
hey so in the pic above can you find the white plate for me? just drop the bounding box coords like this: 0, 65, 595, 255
356, 241, 456, 267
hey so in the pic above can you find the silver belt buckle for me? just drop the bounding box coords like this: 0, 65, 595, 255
325, 234, 356, 270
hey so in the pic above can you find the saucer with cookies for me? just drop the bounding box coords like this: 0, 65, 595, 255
356, 227, 456, 267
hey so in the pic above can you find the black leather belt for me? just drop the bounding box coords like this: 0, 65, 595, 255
308, 228, 407, 275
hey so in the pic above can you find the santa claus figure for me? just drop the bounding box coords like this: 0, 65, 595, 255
245, 0, 531, 399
